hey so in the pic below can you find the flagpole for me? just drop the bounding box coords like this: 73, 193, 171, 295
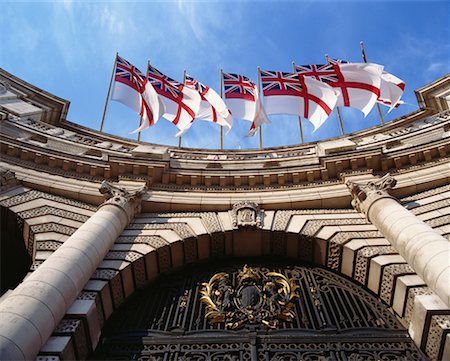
220, 68, 224, 150
292, 61, 304, 144
360, 41, 384, 125
137, 61, 151, 144
325, 54, 345, 136
99, 52, 117, 133
257, 66, 263, 150
137, 116, 142, 142
178, 70, 187, 148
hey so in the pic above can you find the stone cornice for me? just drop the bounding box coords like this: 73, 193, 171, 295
2, 159, 448, 212
0, 68, 70, 124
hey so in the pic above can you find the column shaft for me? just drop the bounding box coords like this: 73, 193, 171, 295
347, 175, 449, 307
367, 197, 449, 307
0, 182, 145, 360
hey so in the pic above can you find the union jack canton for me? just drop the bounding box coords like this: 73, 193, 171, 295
147, 65, 185, 102
295, 63, 380, 108
223, 72, 256, 101
114, 55, 153, 124
294, 64, 340, 85
260, 70, 306, 97
147, 64, 196, 125
185, 74, 209, 99
115, 55, 148, 94
260, 69, 333, 118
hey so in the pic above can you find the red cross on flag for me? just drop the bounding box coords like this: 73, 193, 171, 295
294, 62, 383, 117
147, 64, 201, 137
111, 55, 165, 133
222, 72, 269, 136
185, 73, 233, 130
378, 71, 405, 111
259, 69, 339, 131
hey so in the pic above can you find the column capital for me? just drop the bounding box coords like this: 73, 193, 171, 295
346, 173, 397, 215
99, 181, 147, 221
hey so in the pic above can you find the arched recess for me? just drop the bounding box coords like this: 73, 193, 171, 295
0, 205, 31, 295
39, 197, 449, 360
91, 259, 427, 360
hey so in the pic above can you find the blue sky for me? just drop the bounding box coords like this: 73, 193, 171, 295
1, 1, 449, 149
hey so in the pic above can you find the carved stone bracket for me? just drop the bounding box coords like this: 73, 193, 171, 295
346, 174, 397, 215
99, 181, 147, 220
0, 167, 20, 192
230, 201, 263, 229
0, 80, 10, 95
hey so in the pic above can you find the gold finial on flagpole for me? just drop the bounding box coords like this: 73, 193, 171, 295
100, 51, 118, 133
360, 41, 368, 63
292, 60, 304, 144
360, 41, 384, 125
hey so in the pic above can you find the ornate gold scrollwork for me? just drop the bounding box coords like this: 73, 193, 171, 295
200, 265, 298, 329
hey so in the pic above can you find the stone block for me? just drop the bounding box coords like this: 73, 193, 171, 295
233, 229, 262, 257
408, 294, 448, 351
392, 275, 426, 317
66, 299, 101, 352
84, 280, 113, 320
144, 250, 159, 281
39, 336, 75, 361
368, 255, 406, 294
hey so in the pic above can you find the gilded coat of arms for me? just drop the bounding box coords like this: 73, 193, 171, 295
200, 265, 298, 329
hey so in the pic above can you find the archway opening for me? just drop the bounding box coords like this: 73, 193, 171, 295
92, 258, 427, 360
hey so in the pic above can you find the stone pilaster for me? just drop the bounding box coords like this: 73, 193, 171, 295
0, 181, 146, 361
346, 174, 449, 308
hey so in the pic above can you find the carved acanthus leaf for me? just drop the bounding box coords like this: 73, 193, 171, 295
99, 181, 147, 217
346, 174, 397, 213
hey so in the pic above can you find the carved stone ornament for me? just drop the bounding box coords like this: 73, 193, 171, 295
99, 180, 147, 218
0, 167, 19, 192
200, 265, 298, 329
0, 80, 10, 95
230, 201, 262, 229
346, 173, 397, 214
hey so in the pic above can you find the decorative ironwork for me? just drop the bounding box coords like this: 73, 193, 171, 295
200, 265, 298, 329
230, 201, 262, 229
92, 262, 428, 360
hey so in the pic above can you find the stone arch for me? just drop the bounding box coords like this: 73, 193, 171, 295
90, 259, 428, 360
4, 183, 445, 360
48, 217, 430, 360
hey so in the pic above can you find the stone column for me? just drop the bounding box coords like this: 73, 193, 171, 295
346, 174, 449, 307
0, 181, 146, 361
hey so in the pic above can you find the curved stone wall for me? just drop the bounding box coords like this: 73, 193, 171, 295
0, 69, 449, 360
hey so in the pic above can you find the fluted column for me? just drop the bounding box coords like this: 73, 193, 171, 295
0, 181, 146, 361
346, 174, 449, 307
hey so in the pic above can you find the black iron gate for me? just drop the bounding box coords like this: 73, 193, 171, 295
92, 262, 427, 360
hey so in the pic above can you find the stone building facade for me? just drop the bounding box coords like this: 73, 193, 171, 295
0, 68, 449, 360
